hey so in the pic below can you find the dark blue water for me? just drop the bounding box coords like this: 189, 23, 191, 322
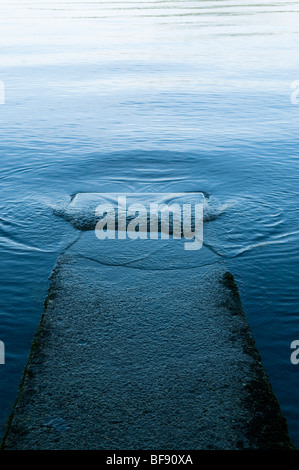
0, 1, 299, 446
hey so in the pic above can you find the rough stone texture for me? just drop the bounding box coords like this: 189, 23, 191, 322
1, 255, 294, 450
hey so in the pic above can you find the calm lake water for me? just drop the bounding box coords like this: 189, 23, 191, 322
0, 0, 299, 447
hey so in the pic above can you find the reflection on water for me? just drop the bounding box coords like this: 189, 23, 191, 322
0, 1, 299, 446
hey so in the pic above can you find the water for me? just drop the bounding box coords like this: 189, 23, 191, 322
0, 0, 299, 446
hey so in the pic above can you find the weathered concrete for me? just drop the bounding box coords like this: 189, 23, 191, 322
1, 249, 294, 449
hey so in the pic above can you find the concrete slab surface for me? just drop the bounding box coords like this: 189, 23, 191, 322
1, 251, 293, 450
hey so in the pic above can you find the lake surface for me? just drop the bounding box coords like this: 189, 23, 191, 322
0, 0, 299, 447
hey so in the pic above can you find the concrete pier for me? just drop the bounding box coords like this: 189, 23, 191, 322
1, 249, 294, 449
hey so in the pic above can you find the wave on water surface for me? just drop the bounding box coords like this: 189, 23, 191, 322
51, 192, 229, 232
